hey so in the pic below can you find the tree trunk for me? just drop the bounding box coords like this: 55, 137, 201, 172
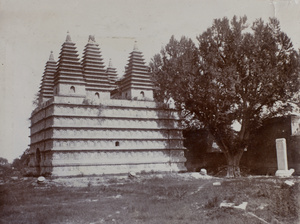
225, 150, 244, 177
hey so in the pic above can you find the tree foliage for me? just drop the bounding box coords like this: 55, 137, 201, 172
0, 157, 9, 165
150, 16, 300, 176
12, 149, 30, 171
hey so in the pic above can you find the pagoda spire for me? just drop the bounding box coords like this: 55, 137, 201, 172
112, 42, 154, 100
54, 33, 85, 96
133, 41, 139, 51
49, 51, 55, 61
39, 51, 57, 103
88, 35, 96, 43
106, 58, 118, 89
82, 35, 112, 94
66, 31, 72, 42
108, 58, 113, 68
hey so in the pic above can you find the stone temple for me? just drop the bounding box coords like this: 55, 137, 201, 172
28, 34, 187, 177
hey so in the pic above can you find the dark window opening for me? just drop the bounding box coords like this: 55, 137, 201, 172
140, 91, 145, 98
70, 86, 75, 93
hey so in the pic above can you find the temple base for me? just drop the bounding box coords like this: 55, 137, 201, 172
275, 169, 294, 177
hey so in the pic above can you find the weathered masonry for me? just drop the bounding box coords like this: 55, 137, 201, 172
29, 34, 186, 176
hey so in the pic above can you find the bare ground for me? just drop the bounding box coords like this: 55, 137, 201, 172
1, 173, 299, 224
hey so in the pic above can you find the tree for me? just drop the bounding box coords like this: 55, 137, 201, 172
0, 157, 9, 166
12, 148, 30, 171
150, 16, 300, 177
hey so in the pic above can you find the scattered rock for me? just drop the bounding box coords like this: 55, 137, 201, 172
213, 182, 221, 186
154, 174, 163, 179
37, 176, 46, 183
220, 201, 248, 210
284, 180, 294, 186
11, 176, 18, 180
128, 172, 137, 178
234, 202, 248, 210
188, 172, 212, 179
200, 168, 207, 175
109, 194, 122, 199
257, 203, 268, 210
220, 201, 235, 208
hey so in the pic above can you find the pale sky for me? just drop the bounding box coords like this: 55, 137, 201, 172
0, 0, 300, 162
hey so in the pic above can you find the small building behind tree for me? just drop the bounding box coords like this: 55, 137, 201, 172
184, 115, 300, 176
242, 115, 300, 175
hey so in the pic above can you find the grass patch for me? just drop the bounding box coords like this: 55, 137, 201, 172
0, 175, 299, 224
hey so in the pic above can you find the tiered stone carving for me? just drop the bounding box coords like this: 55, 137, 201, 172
39, 51, 57, 103
111, 42, 154, 100
82, 35, 112, 99
54, 33, 86, 97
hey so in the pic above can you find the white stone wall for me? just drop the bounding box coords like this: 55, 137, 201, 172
52, 105, 179, 119
54, 84, 86, 97
52, 117, 180, 129
50, 150, 186, 166
50, 162, 186, 176
130, 89, 154, 100
51, 129, 182, 140
29, 95, 187, 176
85, 90, 111, 100
50, 139, 183, 150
